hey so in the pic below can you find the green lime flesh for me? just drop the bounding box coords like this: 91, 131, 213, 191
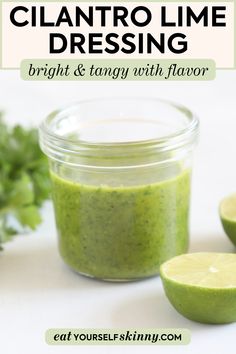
160, 252, 236, 324
220, 193, 236, 246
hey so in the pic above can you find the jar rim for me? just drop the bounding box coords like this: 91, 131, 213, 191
39, 97, 199, 167
40, 96, 198, 144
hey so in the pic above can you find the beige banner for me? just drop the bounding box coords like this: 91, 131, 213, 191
1, 1, 234, 68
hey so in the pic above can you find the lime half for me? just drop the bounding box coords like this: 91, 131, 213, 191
160, 252, 236, 324
220, 193, 236, 246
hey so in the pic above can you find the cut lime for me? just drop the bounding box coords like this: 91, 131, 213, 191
219, 193, 236, 246
160, 252, 236, 324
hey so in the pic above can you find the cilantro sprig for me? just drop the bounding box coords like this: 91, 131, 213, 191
0, 114, 50, 249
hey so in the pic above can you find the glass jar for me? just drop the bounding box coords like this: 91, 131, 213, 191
39, 97, 199, 281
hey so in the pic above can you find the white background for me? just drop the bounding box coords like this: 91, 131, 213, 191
0, 71, 236, 354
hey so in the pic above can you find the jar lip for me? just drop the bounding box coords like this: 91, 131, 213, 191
39, 97, 199, 153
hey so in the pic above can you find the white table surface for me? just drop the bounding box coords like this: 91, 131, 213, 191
0, 71, 236, 354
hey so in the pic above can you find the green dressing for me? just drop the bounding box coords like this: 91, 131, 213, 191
51, 169, 190, 280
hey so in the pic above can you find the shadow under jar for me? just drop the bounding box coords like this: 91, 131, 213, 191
39, 97, 199, 281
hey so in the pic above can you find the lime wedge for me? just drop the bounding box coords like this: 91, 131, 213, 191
219, 193, 236, 246
160, 252, 236, 324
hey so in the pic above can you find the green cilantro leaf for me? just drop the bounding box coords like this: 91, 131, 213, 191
0, 114, 50, 249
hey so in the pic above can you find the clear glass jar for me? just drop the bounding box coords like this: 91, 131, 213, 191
39, 97, 199, 281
